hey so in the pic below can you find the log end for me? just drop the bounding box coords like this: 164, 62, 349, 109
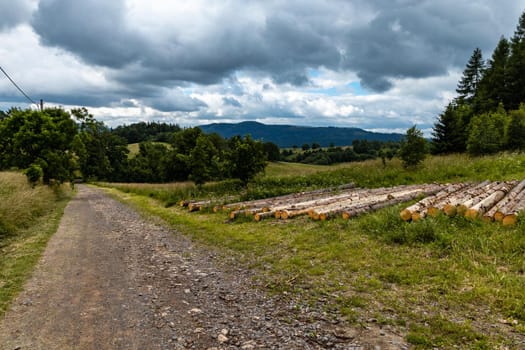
188, 203, 201, 212
180, 200, 188, 207
456, 205, 467, 216
465, 209, 479, 220
427, 207, 440, 217
229, 211, 237, 220
481, 215, 494, 223
411, 212, 422, 222
319, 213, 328, 221
213, 206, 220, 213
274, 211, 281, 219
400, 209, 412, 221
493, 211, 505, 222
342, 212, 350, 220
443, 204, 457, 217
254, 213, 262, 222
502, 214, 518, 227
280, 211, 289, 220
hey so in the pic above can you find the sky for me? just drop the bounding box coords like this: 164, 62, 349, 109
0, 1, 523, 135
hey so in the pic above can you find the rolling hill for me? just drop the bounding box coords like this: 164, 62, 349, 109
199, 121, 403, 148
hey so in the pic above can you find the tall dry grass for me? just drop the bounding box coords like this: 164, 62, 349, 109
0, 172, 63, 235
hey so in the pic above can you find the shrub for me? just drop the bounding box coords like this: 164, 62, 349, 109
24, 164, 43, 187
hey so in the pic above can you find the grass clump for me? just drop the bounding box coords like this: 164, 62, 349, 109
0, 171, 72, 316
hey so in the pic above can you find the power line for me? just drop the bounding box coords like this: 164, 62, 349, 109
0, 65, 40, 109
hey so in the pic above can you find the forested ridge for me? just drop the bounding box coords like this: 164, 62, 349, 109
432, 11, 525, 155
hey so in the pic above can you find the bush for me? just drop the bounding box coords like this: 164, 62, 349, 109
24, 164, 43, 187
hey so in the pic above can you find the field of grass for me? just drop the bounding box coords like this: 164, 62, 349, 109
127, 142, 171, 157
98, 153, 525, 349
0, 172, 72, 316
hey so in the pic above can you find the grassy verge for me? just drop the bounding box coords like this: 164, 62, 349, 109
98, 153, 525, 348
0, 172, 73, 316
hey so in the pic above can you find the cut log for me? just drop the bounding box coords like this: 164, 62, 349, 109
221, 183, 355, 212
484, 180, 525, 222
313, 184, 444, 221
400, 183, 468, 221
456, 181, 505, 216
429, 181, 491, 217
441, 180, 492, 216
254, 211, 276, 222
342, 188, 436, 220
229, 208, 263, 220
464, 181, 516, 219
501, 187, 525, 226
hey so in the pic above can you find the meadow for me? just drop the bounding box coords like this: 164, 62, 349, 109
99, 153, 525, 349
0, 172, 72, 316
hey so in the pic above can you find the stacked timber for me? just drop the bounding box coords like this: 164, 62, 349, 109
224, 183, 446, 222
484, 180, 525, 222
310, 184, 444, 221
400, 180, 525, 226
502, 182, 525, 226
399, 183, 470, 221
220, 183, 356, 217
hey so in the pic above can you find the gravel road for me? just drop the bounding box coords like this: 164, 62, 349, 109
0, 185, 408, 349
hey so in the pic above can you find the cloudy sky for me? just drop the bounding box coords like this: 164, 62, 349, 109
0, 1, 522, 134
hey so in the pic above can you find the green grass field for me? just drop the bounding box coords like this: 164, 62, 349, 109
127, 142, 171, 158
0, 172, 72, 316
99, 153, 525, 349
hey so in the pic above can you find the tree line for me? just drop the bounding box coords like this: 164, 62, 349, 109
0, 108, 266, 186
432, 10, 525, 155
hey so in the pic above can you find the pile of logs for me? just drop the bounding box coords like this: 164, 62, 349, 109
181, 183, 446, 222
400, 180, 525, 226
179, 180, 525, 225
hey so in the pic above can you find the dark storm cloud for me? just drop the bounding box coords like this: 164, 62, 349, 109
32, 0, 142, 68
30, 0, 522, 95
0, 0, 33, 31
342, 0, 513, 91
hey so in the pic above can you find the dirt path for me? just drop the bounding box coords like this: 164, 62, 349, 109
0, 185, 407, 349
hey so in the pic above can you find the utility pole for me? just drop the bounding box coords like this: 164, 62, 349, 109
40, 99, 43, 111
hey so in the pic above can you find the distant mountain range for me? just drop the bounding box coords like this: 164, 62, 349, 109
199, 121, 403, 148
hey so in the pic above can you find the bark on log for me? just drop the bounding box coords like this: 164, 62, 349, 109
400, 183, 468, 221
254, 211, 276, 222
441, 180, 492, 216
229, 208, 262, 219
464, 184, 513, 219
484, 180, 525, 222
464, 181, 516, 219
428, 181, 490, 217
312, 184, 444, 221
221, 183, 355, 211
456, 181, 505, 216
501, 187, 525, 226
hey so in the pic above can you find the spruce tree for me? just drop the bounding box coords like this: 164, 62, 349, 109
431, 102, 462, 154
474, 36, 510, 112
506, 11, 525, 110
456, 48, 485, 104
399, 126, 428, 168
